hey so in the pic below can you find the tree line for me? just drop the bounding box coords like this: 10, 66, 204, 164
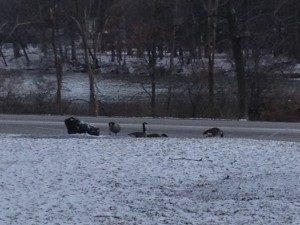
0, 0, 300, 119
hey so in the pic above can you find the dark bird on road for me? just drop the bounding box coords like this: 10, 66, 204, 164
109, 122, 121, 135
147, 133, 168, 138
203, 127, 224, 137
64, 117, 100, 136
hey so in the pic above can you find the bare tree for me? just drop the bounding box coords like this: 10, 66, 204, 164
121, 0, 170, 116
70, 1, 98, 116
202, 0, 219, 115
225, 0, 247, 119
49, 7, 63, 114
165, 0, 180, 116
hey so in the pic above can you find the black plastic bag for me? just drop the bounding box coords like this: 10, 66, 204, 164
64, 117, 100, 136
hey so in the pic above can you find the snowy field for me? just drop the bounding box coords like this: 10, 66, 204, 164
1, 134, 300, 224
0, 71, 155, 103
0, 45, 231, 103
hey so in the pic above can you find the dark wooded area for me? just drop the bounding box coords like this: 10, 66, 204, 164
0, 0, 300, 121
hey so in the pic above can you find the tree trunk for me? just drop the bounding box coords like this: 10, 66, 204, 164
111, 45, 115, 62
166, 0, 179, 116
92, 26, 100, 114
208, 47, 215, 112
18, 38, 30, 66
21, 44, 30, 66
83, 33, 98, 116
70, 8, 99, 116
226, 1, 247, 119
203, 0, 218, 117
0, 48, 7, 67
207, 14, 215, 116
13, 42, 21, 58
64, 44, 68, 60
70, 36, 77, 61
148, 48, 157, 117
51, 12, 62, 114
151, 71, 156, 117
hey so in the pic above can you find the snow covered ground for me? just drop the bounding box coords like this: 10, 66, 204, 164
1, 133, 300, 224
0, 45, 231, 103
0, 69, 168, 103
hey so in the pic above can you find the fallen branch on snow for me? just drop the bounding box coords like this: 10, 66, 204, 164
169, 157, 203, 162
94, 215, 120, 219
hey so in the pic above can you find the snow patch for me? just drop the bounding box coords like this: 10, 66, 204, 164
0, 135, 299, 224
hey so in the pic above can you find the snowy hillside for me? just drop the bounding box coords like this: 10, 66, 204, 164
1, 134, 299, 224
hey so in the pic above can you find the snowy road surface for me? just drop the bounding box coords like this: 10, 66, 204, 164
0, 134, 300, 224
0, 114, 299, 142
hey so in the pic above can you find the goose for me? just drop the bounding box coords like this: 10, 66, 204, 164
147, 133, 168, 138
108, 122, 121, 135
203, 127, 224, 137
128, 122, 147, 138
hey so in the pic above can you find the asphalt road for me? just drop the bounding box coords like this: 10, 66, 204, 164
0, 114, 299, 142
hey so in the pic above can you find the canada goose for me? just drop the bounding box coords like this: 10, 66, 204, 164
203, 127, 224, 137
147, 133, 168, 138
128, 122, 147, 138
108, 122, 121, 135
